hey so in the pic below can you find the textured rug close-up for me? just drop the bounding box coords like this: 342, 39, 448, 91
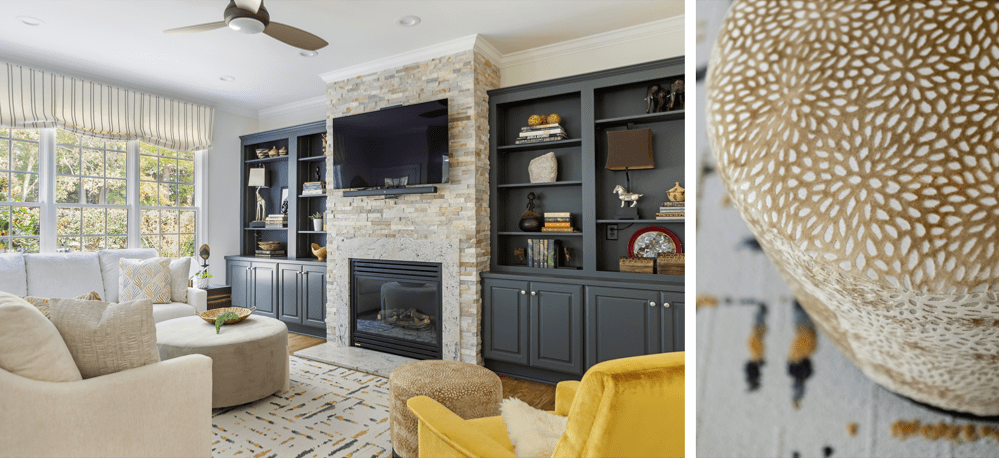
211, 356, 391, 457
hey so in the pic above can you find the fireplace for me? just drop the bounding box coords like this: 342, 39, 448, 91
350, 259, 443, 359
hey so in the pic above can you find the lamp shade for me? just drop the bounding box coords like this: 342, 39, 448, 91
247, 167, 269, 187
606, 128, 654, 170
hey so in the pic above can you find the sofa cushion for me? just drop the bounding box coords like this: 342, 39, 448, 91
98, 248, 158, 303
21, 291, 102, 319
120, 257, 172, 304
0, 292, 83, 382
169, 257, 192, 303
153, 302, 197, 323
24, 252, 105, 299
0, 253, 26, 296
49, 296, 160, 379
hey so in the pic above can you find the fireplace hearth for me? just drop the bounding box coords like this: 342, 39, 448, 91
350, 259, 443, 359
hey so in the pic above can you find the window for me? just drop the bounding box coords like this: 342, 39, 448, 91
55, 131, 128, 251
0, 129, 41, 252
139, 143, 196, 257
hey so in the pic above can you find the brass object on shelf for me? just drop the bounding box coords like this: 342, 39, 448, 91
546, 113, 561, 124
667, 182, 685, 202
657, 253, 684, 276
527, 114, 544, 126
311, 243, 327, 261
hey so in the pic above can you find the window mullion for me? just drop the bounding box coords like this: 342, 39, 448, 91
38, 129, 57, 253
126, 141, 141, 248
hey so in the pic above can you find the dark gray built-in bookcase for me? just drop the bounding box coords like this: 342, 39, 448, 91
482, 58, 684, 383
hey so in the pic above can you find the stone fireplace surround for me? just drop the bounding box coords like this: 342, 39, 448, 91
313, 45, 499, 368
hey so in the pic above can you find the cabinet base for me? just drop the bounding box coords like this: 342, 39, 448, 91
484, 359, 580, 385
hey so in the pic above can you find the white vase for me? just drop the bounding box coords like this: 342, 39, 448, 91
195, 277, 209, 289
312, 219, 323, 231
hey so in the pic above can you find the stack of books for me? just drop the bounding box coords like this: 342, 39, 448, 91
526, 239, 562, 269
265, 214, 287, 228
656, 202, 684, 221
302, 182, 326, 196
255, 248, 286, 257
541, 212, 577, 232
514, 123, 567, 145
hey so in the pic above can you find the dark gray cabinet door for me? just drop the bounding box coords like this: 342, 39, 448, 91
586, 286, 660, 368
278, 264, 302, 323
530, 282, 584, 375
251, 262, 278, 318
664, 292, 683, 352
228, 260, 252, 308
482, 279, 530, 365
303, 265, 327, 328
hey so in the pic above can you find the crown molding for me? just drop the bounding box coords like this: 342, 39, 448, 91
319, 35, 482, 84
472, 35, 503, 67
499, 16, 683, 68
258, 95, 327, 120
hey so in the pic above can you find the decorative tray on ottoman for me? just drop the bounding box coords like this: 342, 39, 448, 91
199, 307, 256, 325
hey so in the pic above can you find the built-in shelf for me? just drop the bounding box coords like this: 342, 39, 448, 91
246, 156, 288, 164
594, 110, 683, 127
497, 138, 582, 152
298, 194, 327, 198
597, 219, 682, 224
244, 227, 287, 231
298, 231, 326, 234
298, 156, 327, 162
497, 181, 583, 189
498, 231, 583, 236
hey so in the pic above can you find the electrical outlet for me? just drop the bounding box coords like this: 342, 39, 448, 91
606, 225, 618, 240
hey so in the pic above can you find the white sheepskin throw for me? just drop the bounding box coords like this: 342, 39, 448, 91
500, 397, 568, 458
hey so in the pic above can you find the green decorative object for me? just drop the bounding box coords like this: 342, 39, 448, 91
215, 311, 240, 334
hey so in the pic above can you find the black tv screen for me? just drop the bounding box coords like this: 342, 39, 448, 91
328, 99, 449, 189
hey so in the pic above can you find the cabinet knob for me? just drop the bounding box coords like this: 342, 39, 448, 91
663, 302, 670, 308
531, 291, 537, 296
520, 290, 526, 295
650, 301, 657, 307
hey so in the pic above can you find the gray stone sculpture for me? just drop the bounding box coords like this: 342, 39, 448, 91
528, 152, 557, 183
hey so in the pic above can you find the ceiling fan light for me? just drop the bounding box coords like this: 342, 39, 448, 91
228, 17, 265, 34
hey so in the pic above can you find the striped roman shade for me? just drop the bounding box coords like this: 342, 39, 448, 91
0, 61, 213, 152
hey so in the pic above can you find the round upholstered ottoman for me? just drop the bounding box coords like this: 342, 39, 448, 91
707, 0, 999, 415
389, 360, 502, 458
156, 315, 289, 408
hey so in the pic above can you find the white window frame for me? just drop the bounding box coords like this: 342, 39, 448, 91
2, 128, 204, 254
136, 143, 198, 258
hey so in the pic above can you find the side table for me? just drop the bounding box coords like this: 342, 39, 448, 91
204, 284, 232, 310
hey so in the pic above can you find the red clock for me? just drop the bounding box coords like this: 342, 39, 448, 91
628, 226, 681, 257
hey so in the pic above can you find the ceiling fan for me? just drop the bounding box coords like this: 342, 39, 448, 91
164, 0, 328, 51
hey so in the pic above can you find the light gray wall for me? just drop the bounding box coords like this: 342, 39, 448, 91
205, 109, 258, 282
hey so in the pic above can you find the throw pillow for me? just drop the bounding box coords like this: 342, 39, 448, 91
500, 397, 568, 458
97, 248, 158, 302
49, 296, 160, 379
21, 291, 103, 319
119, 257, 172, 303
0, 292, 83, 382
169, 257, 191, 303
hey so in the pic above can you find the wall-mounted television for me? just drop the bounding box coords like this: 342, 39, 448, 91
328, 99, 449, 190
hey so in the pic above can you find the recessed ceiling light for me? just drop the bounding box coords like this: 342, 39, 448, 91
299, 50, 318, 57
219, 76, 236, 82
396, 15, 421, 27
17, 16, 43, 26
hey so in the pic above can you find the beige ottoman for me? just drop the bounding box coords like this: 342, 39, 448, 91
389, 360, 502, 458
156, 315, 290, 408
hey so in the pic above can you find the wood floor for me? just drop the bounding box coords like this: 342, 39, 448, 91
287, 333, 556, 410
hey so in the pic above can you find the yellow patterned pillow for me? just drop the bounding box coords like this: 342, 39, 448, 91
119, 258, 172, 304
21, 291, 103, 319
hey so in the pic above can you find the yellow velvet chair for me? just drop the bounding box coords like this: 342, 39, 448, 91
407, 351, 684, 458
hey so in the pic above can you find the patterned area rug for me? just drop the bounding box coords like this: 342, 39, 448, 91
212, 356, 392, 457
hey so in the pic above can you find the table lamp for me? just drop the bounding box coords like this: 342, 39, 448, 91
606, 128, 654, 219
247, 167, 270, 228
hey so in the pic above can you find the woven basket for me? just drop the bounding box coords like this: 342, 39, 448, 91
658, 253, 685, 276
198, 307, 256, 325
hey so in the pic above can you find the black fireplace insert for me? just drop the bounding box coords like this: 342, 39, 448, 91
350, 259, 442, 359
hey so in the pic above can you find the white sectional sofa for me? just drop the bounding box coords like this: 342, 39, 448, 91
0, 248, 206, 322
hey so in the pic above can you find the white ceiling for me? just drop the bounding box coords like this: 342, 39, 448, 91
0, 1, 683, 116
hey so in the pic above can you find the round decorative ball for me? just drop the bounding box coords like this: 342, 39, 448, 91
546, 113, 561, 124
707, 0, 999, 416
527, 115, 543, 126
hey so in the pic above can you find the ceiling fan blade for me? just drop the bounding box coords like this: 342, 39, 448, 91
233, 0, 261, 14
164, 21, 228, 34
264, 22, 328, 51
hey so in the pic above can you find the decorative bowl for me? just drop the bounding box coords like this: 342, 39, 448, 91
198, 307, 255, 325
258, 241, 283, 250
255, 148, 268, 159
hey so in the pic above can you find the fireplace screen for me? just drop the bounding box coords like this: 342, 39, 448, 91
350, 259, 442, 359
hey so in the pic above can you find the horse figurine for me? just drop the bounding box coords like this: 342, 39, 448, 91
613, 185, 642, 207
